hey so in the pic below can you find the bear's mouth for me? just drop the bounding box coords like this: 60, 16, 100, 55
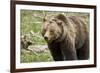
44, 38, 54, 43
45, 39, 51, 43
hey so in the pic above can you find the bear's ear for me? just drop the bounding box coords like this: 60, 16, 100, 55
55, 14, 67, 23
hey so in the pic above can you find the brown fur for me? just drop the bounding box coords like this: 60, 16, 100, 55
42, 14, 89, 61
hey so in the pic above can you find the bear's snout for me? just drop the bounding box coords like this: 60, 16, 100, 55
44, 36, 48, 40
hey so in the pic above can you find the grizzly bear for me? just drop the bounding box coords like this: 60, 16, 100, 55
41, 14, 89, 61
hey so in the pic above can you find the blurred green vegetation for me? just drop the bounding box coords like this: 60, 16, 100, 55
21, 10, 46, 45
21, 49, 53, 63
20, 10, 54, 63
21, 11, 41, 34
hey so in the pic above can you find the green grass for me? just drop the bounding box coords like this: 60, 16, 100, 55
21, 10, 51, 63
21, 49, 53, 63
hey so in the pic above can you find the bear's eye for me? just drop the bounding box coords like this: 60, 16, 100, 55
52, 19, 57, 22
50, 30, 54, 34
49, 21, 53, 24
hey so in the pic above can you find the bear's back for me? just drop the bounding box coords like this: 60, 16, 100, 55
67, 16, 89, 49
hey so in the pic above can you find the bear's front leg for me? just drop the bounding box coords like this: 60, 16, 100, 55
60, 42, 77, 60
48, 44, 64, 61
62, 48, 77, 60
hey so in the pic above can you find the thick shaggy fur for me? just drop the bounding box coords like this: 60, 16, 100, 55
41, 14, 89, 61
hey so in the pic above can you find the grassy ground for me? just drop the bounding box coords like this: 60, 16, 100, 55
21, 49, 53, 63
20, 10, 53, 63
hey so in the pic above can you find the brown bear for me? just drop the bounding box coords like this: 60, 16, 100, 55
41, 14, 89, 61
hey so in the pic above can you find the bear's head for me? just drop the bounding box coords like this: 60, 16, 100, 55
41, 14, 67, 43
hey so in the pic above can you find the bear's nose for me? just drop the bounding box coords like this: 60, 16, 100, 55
44, 36, 48, 40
